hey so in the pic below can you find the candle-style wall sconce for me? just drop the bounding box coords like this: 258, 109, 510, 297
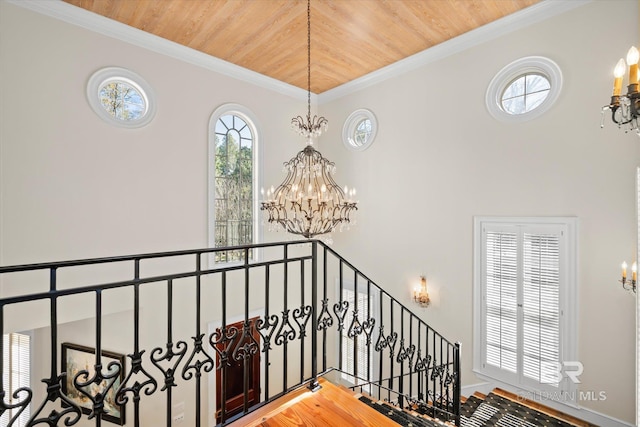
413, 276, 430, 308
620, 261, 637, 293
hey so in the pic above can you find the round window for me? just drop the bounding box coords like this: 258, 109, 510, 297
342, 109, 378, 151
87, 67, 156, 128
486, 57, 562, 122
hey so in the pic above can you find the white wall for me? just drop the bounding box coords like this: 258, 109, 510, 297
0, 2, 307, 425
1, 0, 639, 425
321, 0, 640, 424
0, 2, 304, 266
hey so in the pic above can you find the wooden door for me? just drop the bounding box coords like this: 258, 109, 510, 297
215, 317, 260, 424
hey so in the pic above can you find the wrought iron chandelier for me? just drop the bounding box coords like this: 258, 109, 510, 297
602, 46, 640, 135
260, 0, 357, 239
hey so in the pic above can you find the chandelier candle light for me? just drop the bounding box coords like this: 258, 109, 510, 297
260, 0, 357, 239
602, 46, 640, 134
620, 261, 637, 293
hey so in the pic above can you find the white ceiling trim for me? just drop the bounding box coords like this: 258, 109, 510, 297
9, 0, 590, 106
318, 0, 591, 103
7, 0, 310, 102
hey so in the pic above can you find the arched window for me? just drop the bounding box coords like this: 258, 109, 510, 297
209, 104, 260, 264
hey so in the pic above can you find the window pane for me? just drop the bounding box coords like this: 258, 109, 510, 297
502, 76, 526, 100
99, 81, 146, 122
502, 96, 526, 115
354, 119, 372, 147
526, 74, 551, 93
525, 91, 550, 112
213, 114, 254, 263
501, 73, 551, 116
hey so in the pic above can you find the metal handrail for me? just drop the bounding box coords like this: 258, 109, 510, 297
0, 240, 460, 426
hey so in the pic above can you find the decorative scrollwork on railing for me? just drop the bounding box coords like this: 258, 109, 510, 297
256, 315, 279, 352
210, 326, 239, 369
444, 369, 457, 388
396, 340, 416, 367
316, 299, 333, 331
292, 305, 312, 339
361, 318, 375, 345
232, 321, 259, 363
414, 351, 432, 373
375, 327, 398, 359
150, 341, 188, 391
430, 362, 446, 381
347, 309, 363, 339
181, 334, 214, 381
28, 375, 82, 426
274, 309, 296, 346
73, 361, 122, 420
333, 301, 349, 331
1, 387, 33, 426
116, 350, 158, 405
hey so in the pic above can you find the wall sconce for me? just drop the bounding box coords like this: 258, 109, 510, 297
601, 46, 640, 135
620, 261, 637, 293
413, 276, 430, 308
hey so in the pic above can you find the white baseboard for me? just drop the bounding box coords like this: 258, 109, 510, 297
461, 380, 635, 427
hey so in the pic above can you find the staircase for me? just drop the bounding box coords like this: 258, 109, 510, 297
460, 389, 598, 427
232, 379, 597, 427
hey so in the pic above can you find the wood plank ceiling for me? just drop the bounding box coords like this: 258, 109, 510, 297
63, 0, 540, 94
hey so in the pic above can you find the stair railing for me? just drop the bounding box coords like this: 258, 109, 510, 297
0, 240, 460, 426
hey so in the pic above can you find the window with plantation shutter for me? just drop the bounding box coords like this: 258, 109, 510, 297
1, 332, 31, 427
340, 282, 378, 392
474, 217, 577, 395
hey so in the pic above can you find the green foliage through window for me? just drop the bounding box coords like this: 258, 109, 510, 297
214, 114, 254, 263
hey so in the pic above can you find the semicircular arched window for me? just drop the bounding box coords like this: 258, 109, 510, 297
208, 104, 260, 264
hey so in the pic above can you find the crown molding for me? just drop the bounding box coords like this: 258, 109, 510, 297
318, 0, 592, 104
6, 0, 311, 102
8, 0, 590, 105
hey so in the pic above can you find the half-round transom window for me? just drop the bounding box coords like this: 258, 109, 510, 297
486, 57, 562, 122
342, 109, 378, 151
87, 67, 156, 128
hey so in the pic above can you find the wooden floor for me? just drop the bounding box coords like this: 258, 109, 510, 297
228, 378, 401, 427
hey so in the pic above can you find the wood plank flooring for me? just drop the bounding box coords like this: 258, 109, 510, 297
228, 378, 401, 427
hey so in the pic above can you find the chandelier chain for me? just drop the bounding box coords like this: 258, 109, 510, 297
307, 0, 311, 119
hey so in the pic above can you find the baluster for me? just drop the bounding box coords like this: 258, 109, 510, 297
29, 268, 81, 426
453, 342, 461, 426
151, 279, 188, 427
299, 260, 305, 385
309, 241, 319, 391
117, 259, 157, 427
181, 255, 214, 427
283, 246, 288, 391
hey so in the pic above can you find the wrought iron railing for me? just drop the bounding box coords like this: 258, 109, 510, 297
0, 240, 460, 426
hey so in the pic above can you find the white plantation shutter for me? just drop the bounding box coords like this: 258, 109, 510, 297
522, 231, 560, 386
1, 333, 31, 427
478, 219, 574, 392
341, 284, 376, 390
485, 230, 518, 373
342, 289, 368, 378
